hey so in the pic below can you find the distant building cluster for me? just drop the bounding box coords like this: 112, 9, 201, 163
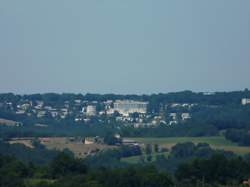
0, 97, 195, 127
1, 92, 250, 129
1, 95, 215, 128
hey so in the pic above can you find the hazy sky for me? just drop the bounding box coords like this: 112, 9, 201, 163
0, 0, 249, 94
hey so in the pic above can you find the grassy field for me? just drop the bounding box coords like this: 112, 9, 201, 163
9, 136, 250, 163
24, 179, 55, 187
126, 136, 250, 155
122, 136, 250, 164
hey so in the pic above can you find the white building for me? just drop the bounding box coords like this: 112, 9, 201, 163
181, 113, 191, 121
242, 98, 250, 105
113, 100, 148, 116
86, 105, 96, 116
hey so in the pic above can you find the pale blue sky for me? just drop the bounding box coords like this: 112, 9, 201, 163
0, 0, 249, 94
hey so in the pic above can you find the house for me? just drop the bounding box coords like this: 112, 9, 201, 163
83, 137, 95, 144
16, 110, 26, 115
181, 113, 191, 121
83, 137, 103, 144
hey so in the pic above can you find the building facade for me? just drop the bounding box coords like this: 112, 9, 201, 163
242, 98, 250, 105
113, 100, 148, 116
86, 105, 97, 116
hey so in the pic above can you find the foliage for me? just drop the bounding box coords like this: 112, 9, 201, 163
103, 132, 121, 145
175, 154, 250, 185
225, 129, 250, 146
49, 152, 87, 178
0, 141, 60, 165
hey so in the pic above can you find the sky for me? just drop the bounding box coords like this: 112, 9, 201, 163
0, 0, 249, 94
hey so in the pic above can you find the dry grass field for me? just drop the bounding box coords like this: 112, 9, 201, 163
40, 137, 115, 158
8, 139, 34, 148
0, 118, 19, 126
8, 137, 115, 158
8, 136, 250, 161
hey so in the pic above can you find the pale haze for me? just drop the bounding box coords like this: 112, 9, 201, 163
0, 0, 249, 94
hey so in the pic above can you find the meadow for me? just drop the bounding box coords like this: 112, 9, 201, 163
129, 136, 250, 154
122, 136, 250, 164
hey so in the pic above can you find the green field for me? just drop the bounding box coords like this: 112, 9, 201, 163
129, 136, 250, 154
24, 179, 55, 187
122, 136, 250, 164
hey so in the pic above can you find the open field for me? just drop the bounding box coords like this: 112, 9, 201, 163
8, 136, 250, 162
126, 136, 250, 155
24, 179, 55, 187
41, 137, 115, 158
8, 137, 115, 158
122, 136, 250, 164
9, 139, 34, 148
0, 118, 20, 126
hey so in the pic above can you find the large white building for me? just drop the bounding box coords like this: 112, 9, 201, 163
242, 98, 250, 105
86, 105, 97, 116
113, 100, 148, 116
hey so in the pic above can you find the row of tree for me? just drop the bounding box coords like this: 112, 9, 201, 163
225, 129, 250, 146
1, 149, 250, 187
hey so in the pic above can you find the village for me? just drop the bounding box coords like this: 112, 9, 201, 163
0, 97, 195, 127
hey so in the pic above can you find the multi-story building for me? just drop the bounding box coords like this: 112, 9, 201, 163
86, 105, 97, 116
113, 100, 148, 116
242, 98, 250, 105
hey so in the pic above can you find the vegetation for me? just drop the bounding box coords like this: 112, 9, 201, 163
1, 91, 250, 185
176, 154, 250, 186
1, 143, 250, 187
1, 91, 250, 140
0, 140, 60, 165
127, 136, 250, 155
103, 132, 121, 145
225, 129, 250, 146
